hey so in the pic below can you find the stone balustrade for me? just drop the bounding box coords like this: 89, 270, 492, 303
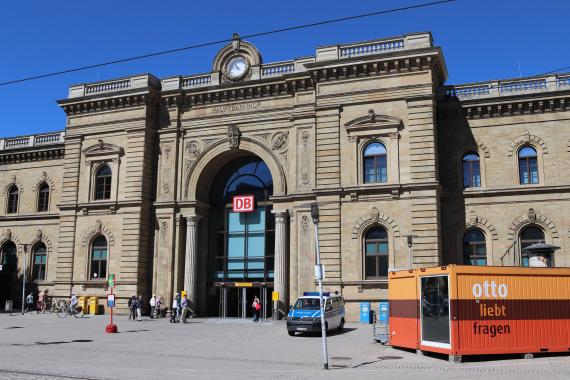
0, 132, 65, 151
445, 74, 570, 99
182, 74, 212, 88
340, 39, 405, 58
261, 62, 295, 77
68, 74, 160, 98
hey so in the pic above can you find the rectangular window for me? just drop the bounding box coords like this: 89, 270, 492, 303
32, 254, 47, 281
225, 209, 267, 280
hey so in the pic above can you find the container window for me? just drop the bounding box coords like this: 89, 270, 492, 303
420, 276, 450, 346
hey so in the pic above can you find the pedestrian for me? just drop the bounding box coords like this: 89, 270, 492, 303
155, 296, 162, 319
149, 295, 156, 319
25, 293, 34, 313
69, 293, 78, 315
128, 294, 137, 320
137, 295, 143, 321
252, 295, 261, 322
37, 290, 45, 314
180, 295, 189, 323
175, 293, 181, 320
170, 296, 178, 323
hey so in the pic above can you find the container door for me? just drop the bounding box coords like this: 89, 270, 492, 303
420, 275, 451, 349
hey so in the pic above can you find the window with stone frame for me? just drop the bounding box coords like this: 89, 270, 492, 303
462, 229, 486, 265
363, 142, 387, 184
462, 152, 481, 188
364, 226, 389, 278
32, 242, 47, 281
37, 182, 50, 212
519, 226, 545, 267
90, 235, 108, 280
518, 146, 539, 184
7, 185, 19, 214
94, 165, 112, 200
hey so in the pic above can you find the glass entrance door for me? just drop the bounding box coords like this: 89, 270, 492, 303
420, 275, 451, 348
216, 286, 273, 319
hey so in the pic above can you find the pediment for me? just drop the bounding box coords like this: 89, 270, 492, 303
345, 110, 402, 136
83, 139, 124, 157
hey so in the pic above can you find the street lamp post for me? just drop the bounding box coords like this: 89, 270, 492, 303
407, 235, 413, 269
311, 203, 329, 370
21, 243, 29, 315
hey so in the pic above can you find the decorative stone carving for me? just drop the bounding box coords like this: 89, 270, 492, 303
352, 209, 400, 238
300, 215, 309, 233
5, 229, 12, 240
528, 208, 537, 223
507, 132, 548, 156
185, 141, 201, 159
162, 144, 172, 160
271, 131, 289, 152
160, 221, 168, 241
301, 131, 310, 146
81, 220, 115, 247
228, 124, 241, 149
368, 109, 376, 121
35, 229, 43, 241
4, 175, 24, 194
465, 214, 499, 240
162, 182, 170, 194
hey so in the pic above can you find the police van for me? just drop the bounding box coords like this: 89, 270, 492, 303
286, 292, 345, 336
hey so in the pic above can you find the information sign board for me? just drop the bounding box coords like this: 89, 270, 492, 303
232, 195, 254, 212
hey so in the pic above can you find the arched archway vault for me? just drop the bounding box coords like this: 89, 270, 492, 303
184, 137, 287, 202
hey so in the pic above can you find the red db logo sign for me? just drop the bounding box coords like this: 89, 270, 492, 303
233, 195, 254, 212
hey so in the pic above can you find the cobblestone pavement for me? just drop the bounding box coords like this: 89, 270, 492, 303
2, 313, 570, 379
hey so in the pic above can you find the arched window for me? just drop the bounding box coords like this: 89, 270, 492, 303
518, 146, 538, 184
463, 229, 486, 265
0, 241, 17, 270
95, 165, 112, 200
37, 182, 50, 212
364, 226, 389, 278
90, 236, 108, 279
7, 185, 19, 214
462, 153, 481, 188
32, 243, 47, 281
520, 226, 545, 267
363, 142, 387, 184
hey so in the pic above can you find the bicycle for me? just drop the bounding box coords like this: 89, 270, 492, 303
56, 300, 85, 318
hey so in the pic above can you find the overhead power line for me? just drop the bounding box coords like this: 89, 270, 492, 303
0, 0, 456, 87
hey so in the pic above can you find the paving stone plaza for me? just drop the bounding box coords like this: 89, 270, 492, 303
2, 313, 570, 380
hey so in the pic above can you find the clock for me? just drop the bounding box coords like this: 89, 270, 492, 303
226, 56, 249, 80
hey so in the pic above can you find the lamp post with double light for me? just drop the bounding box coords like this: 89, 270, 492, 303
310, 203, 329, 370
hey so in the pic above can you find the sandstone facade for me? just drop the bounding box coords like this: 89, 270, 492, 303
0, 32, 569, 321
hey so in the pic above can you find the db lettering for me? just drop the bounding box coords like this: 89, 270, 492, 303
233, 196, 254, 212
472, 281, 508, 298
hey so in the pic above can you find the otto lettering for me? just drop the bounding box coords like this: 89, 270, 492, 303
472, 281, 508, 299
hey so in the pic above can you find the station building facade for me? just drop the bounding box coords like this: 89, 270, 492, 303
1, 32, 569, 320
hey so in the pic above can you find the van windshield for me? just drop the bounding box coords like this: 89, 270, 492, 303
293, 298, 320, 310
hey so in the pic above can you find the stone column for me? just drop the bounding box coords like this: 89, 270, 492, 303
184, 215, 201, 305
272, 210, 288, 319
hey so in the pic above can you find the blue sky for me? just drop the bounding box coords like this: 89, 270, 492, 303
0, 0, 568, 136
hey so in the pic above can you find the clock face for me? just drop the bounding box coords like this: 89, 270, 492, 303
226, 56, 248, 80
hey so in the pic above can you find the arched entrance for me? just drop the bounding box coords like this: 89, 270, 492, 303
207, 156, 275, 318
0, 241, 18, 307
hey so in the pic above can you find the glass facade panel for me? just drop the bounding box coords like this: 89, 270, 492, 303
421, 276, 450, 344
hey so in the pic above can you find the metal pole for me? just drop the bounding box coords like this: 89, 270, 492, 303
312, 205, 329, 370
407, 236, 413, 269
21, 245, 27, 315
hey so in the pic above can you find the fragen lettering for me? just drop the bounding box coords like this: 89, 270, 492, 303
472, 281, 508, 298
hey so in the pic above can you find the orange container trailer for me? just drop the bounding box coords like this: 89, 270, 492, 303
389, 265, 570, 362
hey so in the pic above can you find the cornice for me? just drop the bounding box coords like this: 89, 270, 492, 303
58, 89, 160, 116
0, 146, 64, 164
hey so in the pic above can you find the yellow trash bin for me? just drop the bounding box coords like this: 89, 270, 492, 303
88, 296, 99, 315
78, 296, 88, 314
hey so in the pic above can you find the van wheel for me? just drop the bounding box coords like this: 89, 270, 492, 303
288, 330, 295, 336
337, 318, 345, 333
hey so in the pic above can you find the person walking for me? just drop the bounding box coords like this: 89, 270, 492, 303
37, 290, 45, 314
69, 294, 78, 315
175, 293, 182, 321
25, 293, 34, 313
136, 295, 143, 321
128, 294, 137, 321
180, 295, 189, 323
170, 296, 178, 323
155, 296, 162, 319
252, 295, 261, 322
149, 295, 156, 319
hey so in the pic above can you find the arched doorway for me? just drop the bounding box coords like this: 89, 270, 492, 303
0, 241, 18, 307
206, 156, 275, 318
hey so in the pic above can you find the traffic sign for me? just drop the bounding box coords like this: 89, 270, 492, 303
107, 274, 115, 288
107, 294, 115, 308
